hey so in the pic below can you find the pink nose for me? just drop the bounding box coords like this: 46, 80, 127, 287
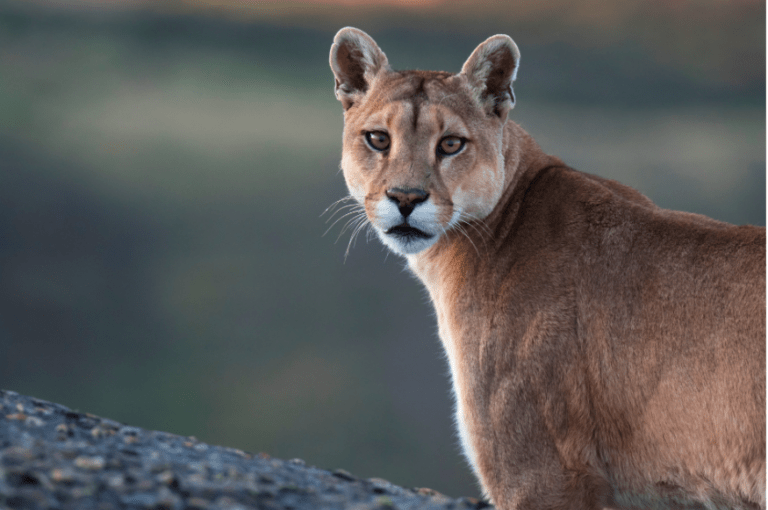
386, 188, 429, 218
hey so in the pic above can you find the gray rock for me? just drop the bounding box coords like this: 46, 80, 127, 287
0, 390, 492, 509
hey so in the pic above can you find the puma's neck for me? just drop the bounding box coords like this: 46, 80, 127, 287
406, 121, 561, 299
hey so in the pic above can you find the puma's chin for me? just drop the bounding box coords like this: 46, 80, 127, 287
376, 224, 439, 255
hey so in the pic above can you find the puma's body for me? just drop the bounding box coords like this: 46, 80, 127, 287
329, 28, 765, 510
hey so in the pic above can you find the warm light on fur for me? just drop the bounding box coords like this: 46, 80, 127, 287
329, 27, 766, 510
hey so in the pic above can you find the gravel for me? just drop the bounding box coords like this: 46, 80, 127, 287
0, 390, 492, 510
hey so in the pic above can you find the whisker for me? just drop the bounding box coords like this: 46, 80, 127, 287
459, 211, 492, 237
347, 217, 368, 240
324, 203, 361, 225
447, 211, 490, 259
336, 213, 367, 243
364, 223, 376, 243
320, 195, 355, 218
350, 221, 367, 248
325, 204, 362, 224
336, 220, 362, 246
453, 222, 481, 258
461, 219, 489, 245
458, 212, 492, 240
345, 217, 371, 260
324, 208, 366, 237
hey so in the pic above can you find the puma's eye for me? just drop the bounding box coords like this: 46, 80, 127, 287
365, 131, 390, 151
437, 136, 465, 156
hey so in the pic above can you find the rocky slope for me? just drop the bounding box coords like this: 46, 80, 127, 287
0, 390, 491, 509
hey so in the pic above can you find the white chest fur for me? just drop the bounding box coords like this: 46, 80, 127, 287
410, 256, 481, 480
444, 330, 480, 478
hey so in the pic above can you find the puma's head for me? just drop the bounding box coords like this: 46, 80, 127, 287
329, 27, 520, 256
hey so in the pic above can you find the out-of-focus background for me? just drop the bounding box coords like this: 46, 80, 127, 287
0, 0, 764, 498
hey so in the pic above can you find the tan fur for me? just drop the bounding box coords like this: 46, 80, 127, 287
329, 27, 766, 510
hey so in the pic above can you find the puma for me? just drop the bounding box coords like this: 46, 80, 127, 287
328, 27, 765, 510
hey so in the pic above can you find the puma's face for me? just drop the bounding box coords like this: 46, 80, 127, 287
330, 28, 519, 256
340, 73, 507, 255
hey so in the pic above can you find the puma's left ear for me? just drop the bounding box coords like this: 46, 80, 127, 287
330, 27, 390, 110
460, 35, 520, 120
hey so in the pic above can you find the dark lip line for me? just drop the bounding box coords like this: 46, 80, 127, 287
385, 224, 433, 239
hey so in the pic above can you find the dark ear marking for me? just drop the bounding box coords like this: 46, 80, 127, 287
460, 35, 520, 120
329, 27, 390, 110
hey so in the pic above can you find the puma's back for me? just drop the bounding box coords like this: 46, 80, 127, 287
329, 27, 765, 510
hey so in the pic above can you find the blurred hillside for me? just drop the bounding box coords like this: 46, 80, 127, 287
14, 0, 765, 105
0, 0, 764, 500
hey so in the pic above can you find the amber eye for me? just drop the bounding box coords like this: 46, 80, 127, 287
365, 131, 390, 152
437, 136, 465, 156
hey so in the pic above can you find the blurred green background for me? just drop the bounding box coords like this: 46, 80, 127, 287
0, 0, 764, 499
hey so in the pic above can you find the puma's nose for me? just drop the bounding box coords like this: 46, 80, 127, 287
386, 188, 429, 218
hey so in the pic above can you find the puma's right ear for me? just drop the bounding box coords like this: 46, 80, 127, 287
460, 35, 520, 120
329, 27, 389, 110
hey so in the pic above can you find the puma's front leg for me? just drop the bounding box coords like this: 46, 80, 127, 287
478, 458, 611, 510
466, 380, 610, 510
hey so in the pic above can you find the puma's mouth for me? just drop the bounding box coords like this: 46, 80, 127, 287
385, 224, 433, 240
373, 202, 440, 255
